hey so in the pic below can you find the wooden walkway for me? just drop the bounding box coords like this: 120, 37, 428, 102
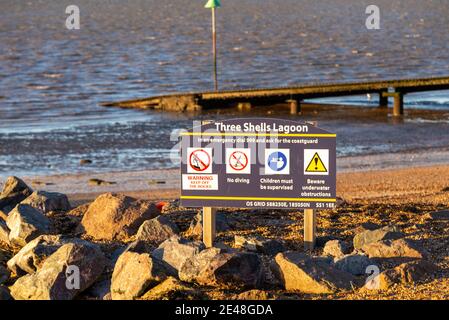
101, 76, 449, 116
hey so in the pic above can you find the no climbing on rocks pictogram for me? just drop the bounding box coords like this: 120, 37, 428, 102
188, 148, 212, 174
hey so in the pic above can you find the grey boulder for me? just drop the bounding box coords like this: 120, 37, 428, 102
136, 215, 179, 245
333, 253, 372, 276
9, 242, 107, 300
353, 225, 404, 250
0, 176, 33, 213
6, 204, 51, 247
272, 252, 356, 294
21, 191, 71, 213
152, 235, 204, 272
111, 251, 171, 300
7, 235, 66, 275
361, 239, 428, 260
179, 247, 262, 288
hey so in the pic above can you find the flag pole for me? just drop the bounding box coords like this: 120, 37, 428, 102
205, 0, 220, 91
212, 7, 218, 91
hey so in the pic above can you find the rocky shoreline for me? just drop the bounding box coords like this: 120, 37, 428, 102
0, 176, 448, 300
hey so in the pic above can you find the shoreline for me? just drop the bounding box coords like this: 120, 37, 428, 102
2, 102, 449, 179
2, 157, 448, 207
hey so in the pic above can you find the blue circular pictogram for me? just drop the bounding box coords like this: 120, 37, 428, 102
267, 151, 287, 171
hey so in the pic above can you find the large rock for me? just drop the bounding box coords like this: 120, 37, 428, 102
0, 176, 33, 212
80, 193, 159, 241
0, 220, 10, 245
21, 191, 70, 214
7, 235, 65, 275
136, 216, 179, 245
0, 265, 10, 285
362, 239, 427, 260
322, 240, 351, 258
179, 247, 262, 288
353, 226, 404, 250
272, 252, 356, 294
10, 242, 107, 300
6, 204, 51, 247
334, 253, 372, 276
365, 260, 438, 290
186, 211, 231, 238
152, 236, 204, 272
234, 235, 284, 256
111, 251, 171, 300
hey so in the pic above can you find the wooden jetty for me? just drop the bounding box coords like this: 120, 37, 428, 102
101, 76, 449, 116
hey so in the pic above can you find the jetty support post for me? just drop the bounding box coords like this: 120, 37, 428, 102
393, 92, 404, 116
237, 102, 252, 111
378, 91, 389, 108
287, 99, 300, 115
203, 207, 217, 248
382, 91, 404, 116
304, 209, 316, 251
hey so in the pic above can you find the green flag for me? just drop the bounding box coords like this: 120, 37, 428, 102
205, 0, 221, 9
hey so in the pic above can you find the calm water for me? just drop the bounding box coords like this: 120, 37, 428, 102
1, 0, 449, 177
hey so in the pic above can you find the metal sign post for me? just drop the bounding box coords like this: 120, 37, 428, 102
205, 0, 220, 91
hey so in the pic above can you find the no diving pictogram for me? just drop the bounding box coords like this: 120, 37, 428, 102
226, 148, 251, 174
188, 148, 212, 173
229, 151, 248, 171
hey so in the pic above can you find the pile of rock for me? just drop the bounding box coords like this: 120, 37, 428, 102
0, 177, 70, 247
270, 224, 437, 294
0, 176, 441, 300
0, 177, 266, 300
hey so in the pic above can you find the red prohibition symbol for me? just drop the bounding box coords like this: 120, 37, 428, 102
229, 151, 248, 171
189, 149, 211, 172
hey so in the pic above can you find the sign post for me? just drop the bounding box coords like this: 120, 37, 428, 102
205, 0, 221, 91
304, 209, 316, 251
203, 207, 217, 248
180, 118, 337, 250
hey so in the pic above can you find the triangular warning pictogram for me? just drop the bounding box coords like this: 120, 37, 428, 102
305, 152, 328, 173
